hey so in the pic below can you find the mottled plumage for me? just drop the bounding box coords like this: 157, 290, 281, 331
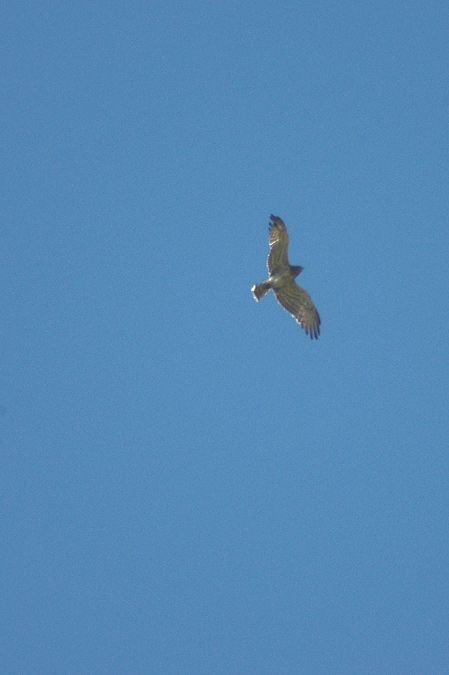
251, 215, 321, 339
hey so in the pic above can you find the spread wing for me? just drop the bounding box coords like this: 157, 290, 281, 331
267, 215, 290, 274
273, 278, 321, 339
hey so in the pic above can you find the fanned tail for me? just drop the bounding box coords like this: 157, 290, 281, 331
251, 281, 271, 301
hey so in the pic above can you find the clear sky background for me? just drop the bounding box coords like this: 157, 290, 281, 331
2, 2, 448, 673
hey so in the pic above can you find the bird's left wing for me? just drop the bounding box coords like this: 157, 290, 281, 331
273, 279, 321, 339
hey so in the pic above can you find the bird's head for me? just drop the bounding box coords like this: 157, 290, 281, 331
291, 265, 304, 278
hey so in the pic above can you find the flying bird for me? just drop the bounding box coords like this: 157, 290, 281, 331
251, 215, 321, 339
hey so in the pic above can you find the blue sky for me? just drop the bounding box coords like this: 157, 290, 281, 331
2, 2, 448, 672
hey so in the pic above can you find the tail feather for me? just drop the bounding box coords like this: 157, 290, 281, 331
251, 281, 271, 301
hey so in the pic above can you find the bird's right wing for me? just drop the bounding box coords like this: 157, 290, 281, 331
267, 215, 290, 273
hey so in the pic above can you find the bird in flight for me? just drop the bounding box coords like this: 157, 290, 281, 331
251, 215, 321, 339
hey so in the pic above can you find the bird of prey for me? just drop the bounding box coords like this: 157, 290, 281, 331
251, 215, 321, 339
